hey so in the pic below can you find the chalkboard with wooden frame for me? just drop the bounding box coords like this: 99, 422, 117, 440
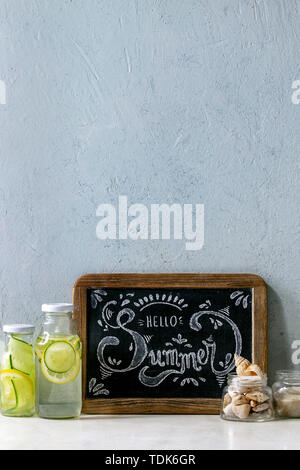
73, 273, 267, 414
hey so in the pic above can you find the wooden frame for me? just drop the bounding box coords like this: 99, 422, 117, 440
73, 273, 267, 414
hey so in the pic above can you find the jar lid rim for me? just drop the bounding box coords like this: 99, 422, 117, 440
228, 372, 267, 378
3, 324, 35, 333
42, 303, 74, 313
227, 373, 267, 384
276, 369, 300, 375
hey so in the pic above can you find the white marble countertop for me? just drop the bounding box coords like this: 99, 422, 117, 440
1, 414, 300, 450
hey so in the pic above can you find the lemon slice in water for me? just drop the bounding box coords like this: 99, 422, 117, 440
0, 369, 34, 412
0, 373, 18, 411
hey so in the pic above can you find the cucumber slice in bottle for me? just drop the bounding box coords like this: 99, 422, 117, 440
10, 379, 18, 410
8, 336, 34, 375
35, 334, 80, 359
43, 341, 76, 374
41, 349, 80, 384
11, 335, 32, 349
8, 354, 30, 376
53, 335, 80, 349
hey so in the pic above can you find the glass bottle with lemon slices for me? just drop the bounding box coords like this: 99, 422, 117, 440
35, 303, 82, 418
0, 324, 35, 417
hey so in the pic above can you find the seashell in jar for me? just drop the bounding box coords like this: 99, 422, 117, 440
262, 408, 274, 419
252, 402, 269, 413
234, 354, 251, 376
232, 394, 249, 406
232, 403, 251, 419
249, 400, 258, 408
246, 391, 269, 403
228, 384, 240, 398
245, 364, 263, 378
223, 393, 232, 408
223, 403, 234, 416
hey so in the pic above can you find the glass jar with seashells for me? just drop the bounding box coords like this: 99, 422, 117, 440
273, 370, 300, 418
220, 355, 274, 422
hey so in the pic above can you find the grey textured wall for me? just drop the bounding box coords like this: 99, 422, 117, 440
0, 0, 299, 380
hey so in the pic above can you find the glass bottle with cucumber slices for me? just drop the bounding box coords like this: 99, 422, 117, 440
35, 303, 82, 419
0, 324, 35, 417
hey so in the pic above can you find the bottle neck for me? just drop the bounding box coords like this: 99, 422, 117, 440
41, 312, 75, 336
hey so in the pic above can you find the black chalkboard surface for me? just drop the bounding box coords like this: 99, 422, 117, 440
87, 288, 251, 399
73, 274, 267, 414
